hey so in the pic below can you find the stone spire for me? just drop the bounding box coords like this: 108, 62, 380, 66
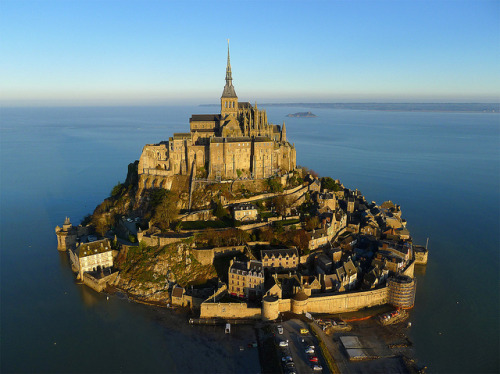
221, 40, 237, 98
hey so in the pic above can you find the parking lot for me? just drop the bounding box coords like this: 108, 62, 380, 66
274, 318, 330, 374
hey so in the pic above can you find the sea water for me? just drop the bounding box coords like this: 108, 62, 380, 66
1, 105, 498, 373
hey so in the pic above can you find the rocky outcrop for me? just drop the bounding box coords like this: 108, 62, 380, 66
114, 242, 217, 304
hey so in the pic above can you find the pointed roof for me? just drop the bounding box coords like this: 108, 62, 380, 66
221, 40, 237, 98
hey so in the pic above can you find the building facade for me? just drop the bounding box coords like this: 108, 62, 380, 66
260, 248, 299, 270
138, 44, 296, 186
228, 259, 265, 299
69, 239, 113, 279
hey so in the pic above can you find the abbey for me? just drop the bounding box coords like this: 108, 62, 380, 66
138, 44, 296, 187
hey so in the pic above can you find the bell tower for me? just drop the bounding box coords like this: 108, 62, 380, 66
221, 40, 238, 120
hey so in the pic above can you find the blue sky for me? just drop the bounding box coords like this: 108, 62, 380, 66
1, 0, 499, 105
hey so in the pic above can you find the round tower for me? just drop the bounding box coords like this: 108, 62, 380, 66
388, 275, 416, 309
262, 295, 280, 321
291, 291, 309, 315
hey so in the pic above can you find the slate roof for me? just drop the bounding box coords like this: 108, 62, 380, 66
261, 248, 298, 260
77, 239, 112, 258
190, 114, 221, 122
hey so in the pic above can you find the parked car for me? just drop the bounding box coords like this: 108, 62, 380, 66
300, 328, 309, 335
285, 362, 296, 369
309, 356, 319, 363
307, 345, 315, 350
281, 356, 292, 362
313, 364, 323, 371
279, 340, 289, 347
305, 347, 315, 354
277, 325, 284, 334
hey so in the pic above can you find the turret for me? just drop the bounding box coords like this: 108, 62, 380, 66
281, 122, 287, 142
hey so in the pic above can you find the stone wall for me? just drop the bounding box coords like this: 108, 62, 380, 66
261, 287, 390, 320
227, 183, 306, 206
200, 302, 262, 319
179, 209, 214, 222
82, 272, 119, 292
305, 287, 390, 314
192, 246, 245, 266
138, 231, 193, 247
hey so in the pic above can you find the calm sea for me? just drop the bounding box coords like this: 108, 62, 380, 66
1, 105, 498, 373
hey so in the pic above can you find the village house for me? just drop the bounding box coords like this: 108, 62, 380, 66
308, 229, 329, 250
316, 191, 336, 212
232, 203, 258, 221
69, 238, 113, 279
301, 275, 322, 296
379, 241, 412, 262
335, 258, 358, 291
260, 248, 299, 270
228, 259, 264, 299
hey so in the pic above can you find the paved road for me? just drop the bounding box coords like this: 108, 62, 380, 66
274, 319, 329, 374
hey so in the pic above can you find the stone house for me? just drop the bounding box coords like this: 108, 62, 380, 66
260, 248, 298, 270
228, 259, 264, 299
316, 192, 336, 211
315, 254, 333, 274
69, 238, 113, 279
301, 275, 322, 296
233, 203, 258, 221
308, 229, 329, 250
171, 285, 185, 306
322, 273, 340, 292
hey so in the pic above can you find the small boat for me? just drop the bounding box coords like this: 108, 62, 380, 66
225, 323, 231, 334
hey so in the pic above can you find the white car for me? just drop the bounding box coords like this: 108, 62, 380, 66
305, 347, 315, 354
313, 364, 323, 371
279, 340, 289, 347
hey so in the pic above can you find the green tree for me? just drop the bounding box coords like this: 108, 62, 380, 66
305, 216, 320, 231
111, 182, 125, 198
268, 177, 283, 193
153, 191, 179, 231
213, 200, 229, 220
273, 194, 291, 216
321, 177, 341, 192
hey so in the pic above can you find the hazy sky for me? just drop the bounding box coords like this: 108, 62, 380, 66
1, 0, 499, 105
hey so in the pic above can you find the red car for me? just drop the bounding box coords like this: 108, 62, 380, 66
309, 356, 319, 363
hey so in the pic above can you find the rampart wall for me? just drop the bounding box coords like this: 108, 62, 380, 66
192, 246, 246, 266
304, 287, 389, 314
200, 302, 262, 319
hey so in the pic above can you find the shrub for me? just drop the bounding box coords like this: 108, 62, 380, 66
111, 182, 125, 198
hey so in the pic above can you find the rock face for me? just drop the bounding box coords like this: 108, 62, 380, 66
114, 242, 217, 304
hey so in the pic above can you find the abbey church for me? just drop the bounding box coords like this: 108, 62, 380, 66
138, 44, 296, 187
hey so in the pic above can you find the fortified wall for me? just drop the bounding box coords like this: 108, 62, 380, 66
198, 274, 417, 321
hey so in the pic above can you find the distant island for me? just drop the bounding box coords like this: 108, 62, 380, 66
286, 111, 317, 118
